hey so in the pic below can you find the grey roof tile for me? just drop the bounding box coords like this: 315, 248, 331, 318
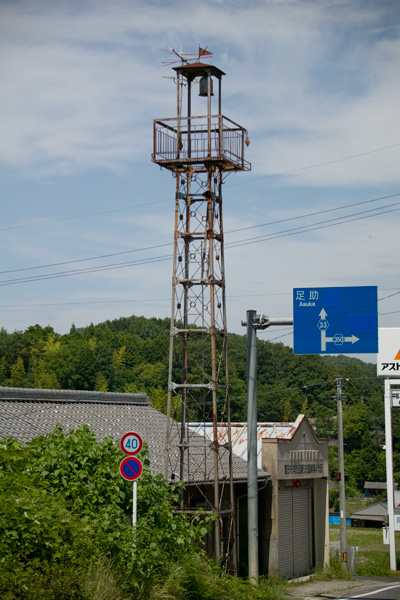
0, 386, 269, 484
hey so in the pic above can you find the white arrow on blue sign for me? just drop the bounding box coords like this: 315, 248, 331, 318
293, 286, 378, 355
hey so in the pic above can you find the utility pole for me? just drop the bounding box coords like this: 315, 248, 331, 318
336, 375, 348, 565
242, 313, 293, 584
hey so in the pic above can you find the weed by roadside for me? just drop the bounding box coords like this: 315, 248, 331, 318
149, 555, 287, 600
330, 526, 400, 577
310, 558, 352, 582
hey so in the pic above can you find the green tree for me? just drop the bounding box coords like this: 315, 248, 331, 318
32, 359, 60, 389
347, 430, 386, 490
94, 372, 108, 392
0, 356, 7, 384
300, 397, 308, 415
49, 337, 96, 390
343, 401, 370, 451
112, 345, 126, 368
282, 399, 293, 421
9, 356, 27, 387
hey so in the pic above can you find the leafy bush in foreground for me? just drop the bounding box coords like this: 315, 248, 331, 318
0, 426, 285, 600
0, 426, 211, 599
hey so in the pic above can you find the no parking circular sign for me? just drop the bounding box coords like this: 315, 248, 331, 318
119, 455, 143, 482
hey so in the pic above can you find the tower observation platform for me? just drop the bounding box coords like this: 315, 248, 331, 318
153, 113, 251, 172
153, 63, 250, 173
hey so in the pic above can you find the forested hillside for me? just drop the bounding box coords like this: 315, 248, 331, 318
0, 314, 398, 490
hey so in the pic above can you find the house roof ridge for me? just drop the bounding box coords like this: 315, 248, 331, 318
0, 386, 150, 405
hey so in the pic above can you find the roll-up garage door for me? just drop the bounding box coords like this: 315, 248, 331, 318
278, 486, 313, 578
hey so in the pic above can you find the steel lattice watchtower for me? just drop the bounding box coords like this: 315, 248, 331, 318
152, 58, 250, 569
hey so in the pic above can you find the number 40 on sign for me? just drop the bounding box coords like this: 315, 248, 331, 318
120, 431, 143, 455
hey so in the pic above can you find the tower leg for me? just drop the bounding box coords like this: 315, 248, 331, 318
164, 166, 235, 570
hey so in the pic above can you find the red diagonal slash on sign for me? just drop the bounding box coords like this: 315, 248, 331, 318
119, 456, 143, 481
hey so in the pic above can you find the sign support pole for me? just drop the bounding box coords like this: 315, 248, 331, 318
242, 312, 293, 585
133, 480, 137, 527
246, 310, 258, 586
385, 378, 397, 570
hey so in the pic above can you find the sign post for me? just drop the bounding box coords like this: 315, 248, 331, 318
241, 311, 293, 585
378, 329, 400, 571
293, 286, 378, 355
293, 285, 378, 570
119, 432, 143, 527
384, 378, 396, 570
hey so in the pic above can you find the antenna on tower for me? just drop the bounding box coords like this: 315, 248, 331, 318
161, 45, 213, 66
161, 46, 195, 66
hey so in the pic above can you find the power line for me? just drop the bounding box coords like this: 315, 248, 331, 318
0, 298, 171, 309
0, 197, 171, 234
0, 255, 171, 287
0, 243, 172, 275
1, 192, 399, 281
2, 143, 400, 233
230, 375, 382, 403
0, 205, 396, 286
226, 203, 400, 249
228, 142, 400, 188
227, 192, 400, 235
1, 297, 399, 313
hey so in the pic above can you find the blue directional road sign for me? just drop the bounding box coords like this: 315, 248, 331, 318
293, 286, 378, 355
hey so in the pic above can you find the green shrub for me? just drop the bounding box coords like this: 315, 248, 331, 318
329, 488, 339, 509
311, 555, 351, 581
0, 426, 288, 600
0, 427, 212, 598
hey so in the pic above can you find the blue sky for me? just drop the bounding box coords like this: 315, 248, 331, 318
1, 0, 400, 361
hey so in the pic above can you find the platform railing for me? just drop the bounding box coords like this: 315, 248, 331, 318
152, 115, 250, 171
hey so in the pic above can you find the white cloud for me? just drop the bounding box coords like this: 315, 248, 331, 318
0, 0, 399, 347
2, 0, 399, 183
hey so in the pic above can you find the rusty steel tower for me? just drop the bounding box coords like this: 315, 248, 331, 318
152, 50, 250, 567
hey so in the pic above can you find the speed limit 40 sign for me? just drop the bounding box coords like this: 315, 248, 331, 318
120, 431, 143, 455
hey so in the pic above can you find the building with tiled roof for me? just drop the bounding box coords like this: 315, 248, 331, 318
0, 386, 268, 485
0, 387, 329, 579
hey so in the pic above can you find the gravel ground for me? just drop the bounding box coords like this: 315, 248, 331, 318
286, 576, 400, 600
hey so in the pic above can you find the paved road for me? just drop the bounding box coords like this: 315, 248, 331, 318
340, 582, 400, 600
287, 577, 400, 600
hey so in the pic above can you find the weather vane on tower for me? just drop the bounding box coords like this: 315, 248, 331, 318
161, 45, 213, 65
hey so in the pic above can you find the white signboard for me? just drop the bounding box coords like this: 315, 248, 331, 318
395, 515, 400, 532
392, 391, 400, 407
377, 328, 400, 377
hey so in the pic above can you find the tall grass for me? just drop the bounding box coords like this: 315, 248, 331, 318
149, 555, 287, 600
311, 557, 352, 581
330, 526, 400, 577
